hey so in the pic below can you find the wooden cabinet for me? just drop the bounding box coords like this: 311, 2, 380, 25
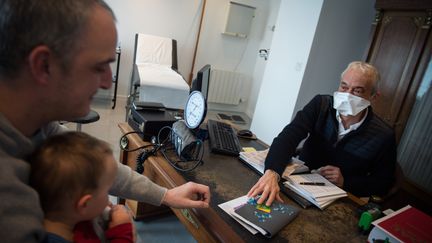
364, 0, 432, 141
117, 125, 171, 219
364, 0, 432, 214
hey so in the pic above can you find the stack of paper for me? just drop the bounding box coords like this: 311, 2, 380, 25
283, 173, 347, 209
239, 149, 308, 176
239, 149, 268, 174
218, 195, 299, 238
281, 158, 309, 177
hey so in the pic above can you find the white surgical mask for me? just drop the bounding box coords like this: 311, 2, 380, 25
333, 91, 370, 116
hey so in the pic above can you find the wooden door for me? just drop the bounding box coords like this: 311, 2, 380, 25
365, 7, 431, 141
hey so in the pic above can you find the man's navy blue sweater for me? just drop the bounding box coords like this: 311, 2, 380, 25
265, 95, 396, 196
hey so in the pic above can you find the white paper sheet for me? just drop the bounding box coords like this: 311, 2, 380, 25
218, 195, 259, 235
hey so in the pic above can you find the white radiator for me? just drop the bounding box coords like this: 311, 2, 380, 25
208, 69, 246, 105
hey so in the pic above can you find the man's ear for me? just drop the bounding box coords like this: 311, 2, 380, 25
371, 91, 380, 101
27, 45, 53, 85
76, 194, 93, 215
369, 91, 380, 107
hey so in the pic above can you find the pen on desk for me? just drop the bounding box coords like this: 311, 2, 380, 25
299, 182, 325, 186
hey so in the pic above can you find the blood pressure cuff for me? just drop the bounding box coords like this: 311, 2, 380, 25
171, 120, 199, 160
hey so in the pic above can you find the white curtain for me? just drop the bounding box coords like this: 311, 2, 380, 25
398, 58, 432, 194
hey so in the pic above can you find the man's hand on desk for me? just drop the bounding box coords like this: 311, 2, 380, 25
162, 182, 210, 208
247, 169, 283, 206
319, 165, 344, 188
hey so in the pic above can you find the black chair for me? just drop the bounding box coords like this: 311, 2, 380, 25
69, 110, 100, 131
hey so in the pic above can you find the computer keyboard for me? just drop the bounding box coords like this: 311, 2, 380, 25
207, 119, 242, 156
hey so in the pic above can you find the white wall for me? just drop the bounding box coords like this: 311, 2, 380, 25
102, 0, 277, 115
104, 0, 202, 98
193, 0, 280, 114
293, 0, 376, 113
250, 0, 376, 145
246, 0, 281, 117
251, 0, 324, 144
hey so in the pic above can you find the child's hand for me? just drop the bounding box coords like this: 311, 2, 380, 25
108, 205, 132, 228
107, 205, 136, 242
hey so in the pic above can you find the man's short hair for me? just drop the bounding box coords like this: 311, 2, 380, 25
0, 0, 115, 80
29, 132, 113, 214
341, 61, 381, 95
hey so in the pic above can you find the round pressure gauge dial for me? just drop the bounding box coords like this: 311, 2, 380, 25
184, 91, 207, 129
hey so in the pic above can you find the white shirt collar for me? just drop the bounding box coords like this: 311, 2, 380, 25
336, 108, 368, 141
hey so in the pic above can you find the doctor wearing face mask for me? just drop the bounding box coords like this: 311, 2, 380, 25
319, 64, 379, 188
248, 61, 397, 207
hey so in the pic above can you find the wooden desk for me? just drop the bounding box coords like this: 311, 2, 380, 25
118, 123, 367, 242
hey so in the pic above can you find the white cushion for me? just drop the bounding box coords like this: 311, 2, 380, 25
135, 34, 172, 67
136, 64, 189, 110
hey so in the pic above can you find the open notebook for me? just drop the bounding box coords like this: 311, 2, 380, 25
283, 173, 347, 209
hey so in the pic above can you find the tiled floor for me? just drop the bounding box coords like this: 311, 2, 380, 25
65, 97, 196, 243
